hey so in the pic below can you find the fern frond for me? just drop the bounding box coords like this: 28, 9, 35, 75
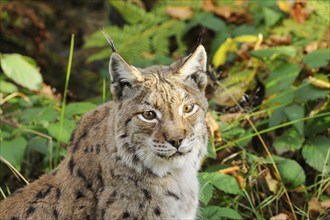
109, 0, 146, 25
85, 1, 190, 65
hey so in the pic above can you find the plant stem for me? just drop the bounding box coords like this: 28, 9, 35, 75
54, 34, 74, 166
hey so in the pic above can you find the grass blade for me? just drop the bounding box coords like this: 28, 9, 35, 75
54, 34, 75, 166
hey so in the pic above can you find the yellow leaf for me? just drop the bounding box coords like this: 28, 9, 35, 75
270, 213, 289, 220
212, 38, 237, 68
166, 6, 194, 20
277, 0, 292, 13
265, 172, 278, 193
308, 76, 330, 89
233, 35, 259, 43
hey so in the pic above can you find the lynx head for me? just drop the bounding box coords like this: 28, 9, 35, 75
109, 46, 208, 176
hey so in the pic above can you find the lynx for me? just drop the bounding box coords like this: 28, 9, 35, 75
0, 45, 208, 220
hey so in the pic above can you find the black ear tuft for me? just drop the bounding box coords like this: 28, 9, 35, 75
101, 29, 117, 53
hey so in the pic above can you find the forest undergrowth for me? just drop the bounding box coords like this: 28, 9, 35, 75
1, 0, 329, 219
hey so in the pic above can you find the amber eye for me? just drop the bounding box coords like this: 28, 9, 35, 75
142, 111, 157, 120
182, 103, 195, 113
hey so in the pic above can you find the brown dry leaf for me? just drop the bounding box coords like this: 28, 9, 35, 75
219, 166, 240, 175
265, 172, 279, 194
205, 112, 222, 142
292, 185, 306, 193
166, 6, 194, 20
270, 213, 289, 220
220, 113, 243, 123
202, 0, 214, 12
309, 197, 326, 216
277, 0, 312, 23
235, 174, 246, 189
202, 0, 251, 24
213, 6, 232, 19
320, 200, 330, 209
304, 41, 319, 53
268, 35, 291, 46
290, 3, 313, 23
37, 84, 60, 102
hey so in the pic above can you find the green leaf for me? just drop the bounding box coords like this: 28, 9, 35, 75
27, 136, 50, 156
201, 172, 241, 195
303, 49, 330, 68
200, 206, 242, 220
207, 138, 217, 159
273, 127, 304, 154
295, 80, 330, 102
284, 104, 305, 135
305, 112, 330, 137
0, 136, 27, 170
263, 7, 282, 27
197, 13, 226, 32
274, 157, 306, 188
263, 87, 295, 107
65, 102, 97, 117
0, 80, 18, 94
199, 173, 214, 205
302, 136, 330, 173
269, 107, 286, 127
0, 131, 11, 141
20, 106, 59, 124
214, 68, 256, 106
250, 46, 296, 60
47, 119, 76, 144
0, 54, 43, 91
265, 63, 300, 96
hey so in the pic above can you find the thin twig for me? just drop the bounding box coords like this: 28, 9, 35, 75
0, 156, 29, 185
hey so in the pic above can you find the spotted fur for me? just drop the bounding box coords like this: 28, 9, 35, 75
0, 45, 208, 219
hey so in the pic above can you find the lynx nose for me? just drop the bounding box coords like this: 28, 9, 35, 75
164, 133, 184, 149
168, 138, 183, 149
163, 128, 186, 149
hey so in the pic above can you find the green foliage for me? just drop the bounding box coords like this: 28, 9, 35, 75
273, 127, 304, 154
200, 206, 242, 220
1, 0, 329, 219
84, 1, 186, 67
302, 136, 330, 173
1, 54, 43, 91
273, 156, 306, 188
0, 53, 96, 173
303, 49, 330, 68
1, 137, 27, 170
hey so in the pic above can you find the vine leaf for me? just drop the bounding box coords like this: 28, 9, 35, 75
273, 127, 304, 154
302, 136, 330, 173
1, 54, 43, 91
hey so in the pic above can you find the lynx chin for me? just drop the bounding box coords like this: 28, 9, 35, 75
0, 45, 208, 220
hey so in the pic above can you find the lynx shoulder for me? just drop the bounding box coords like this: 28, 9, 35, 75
0, 45, 208, 220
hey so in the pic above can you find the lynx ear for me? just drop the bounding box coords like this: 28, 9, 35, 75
177, 45, 207, 91
109, 53, 143, 100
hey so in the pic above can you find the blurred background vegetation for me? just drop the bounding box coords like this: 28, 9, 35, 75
0, 0, 329, 219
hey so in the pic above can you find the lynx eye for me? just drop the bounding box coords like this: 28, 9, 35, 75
183, 103, 195, 113
142, 111, 157, 120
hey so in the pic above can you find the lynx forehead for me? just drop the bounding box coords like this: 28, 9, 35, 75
0, 45, 208, 220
